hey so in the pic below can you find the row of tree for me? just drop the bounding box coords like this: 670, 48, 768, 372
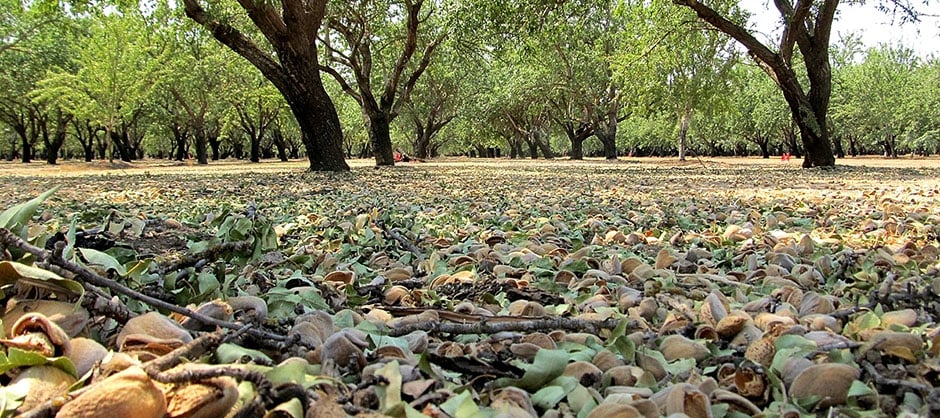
1, 0, 936, 170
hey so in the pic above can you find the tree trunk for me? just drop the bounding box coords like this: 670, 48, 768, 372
73, 120, 98, 162
111, 130, 134, 162
758, 136, 770, 159
249, 128, 261, 163
182, 0, 348, 171
593, 109, 619, 160
14, 124, 30, 163
595, 126, 617, 160
569, 136, 585, 160
533, 128, 554, 160
194, 129, 208, 164
525, 137, 538, 159
833, 135, 845, 159
5, 134, 14, 161
674, 0, 836, 168
365, 110, 395, 166
413, 118, 429, 159
883, 134, 897, 158
209, 134, 221, 160
272, 128, 289, 162
564, 122, 593, 160
172, 125, 188, 161
677, 104, 692, 161
43, 112, 71, 165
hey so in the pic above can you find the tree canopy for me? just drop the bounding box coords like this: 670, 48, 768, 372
0, 0, 936, 167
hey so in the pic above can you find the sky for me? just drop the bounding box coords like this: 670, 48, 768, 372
740, 0, 940, 57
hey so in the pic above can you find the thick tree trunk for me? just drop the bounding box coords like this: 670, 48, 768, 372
569, 137, 585, 160
172, 125, 188, 161
564, 122, 593, 160
249, 128, 261, 163
532, 128, 553, 160
182, 0, 348, 171
272, 128, 289, 162
594, 110, 619, 160
778, 75, 833, 167
73, 120, 97, 162
194, 130, 208, 164
674, 0, 836, 168
525, 138, 539, 159
595, 127, 617, 160
413, 119, 429, 159
209, 135, 221, 160
833, 135, 845, 159
42, 113, 71, 165
110, 130, 134, 162
14, 124, 30, 163
677, 104, 692, 161
759, 138, 770, 159
365, 110, 395, 166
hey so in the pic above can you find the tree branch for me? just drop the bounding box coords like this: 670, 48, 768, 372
318, 65, 363, 104
672, 0, 782, 81
0, 228, 288, 343
387, 315, 636, 337
182, 0, 287, 92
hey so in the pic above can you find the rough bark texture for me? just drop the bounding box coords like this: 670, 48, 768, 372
182, 0, 348, 171
365, 111, 395, 166
674, 0, 836, 167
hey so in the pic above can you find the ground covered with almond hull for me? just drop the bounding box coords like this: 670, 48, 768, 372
0, 157, 938, 417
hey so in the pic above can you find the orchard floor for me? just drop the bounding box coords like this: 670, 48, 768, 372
0, 155, 939, 417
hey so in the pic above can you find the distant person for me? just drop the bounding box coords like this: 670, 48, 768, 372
394, 148, 421, 163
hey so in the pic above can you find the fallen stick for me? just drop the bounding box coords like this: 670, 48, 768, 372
387, 316, 637, 337
157, 239, 253, 274
376, 220, 426, 263
0, 228, 289, 343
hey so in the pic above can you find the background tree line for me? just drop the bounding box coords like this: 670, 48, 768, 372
1, 0, 936, 168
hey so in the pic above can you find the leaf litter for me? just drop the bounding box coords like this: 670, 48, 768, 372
0, 159, 938, 417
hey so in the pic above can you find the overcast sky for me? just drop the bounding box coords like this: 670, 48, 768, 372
739, 0, 940, 57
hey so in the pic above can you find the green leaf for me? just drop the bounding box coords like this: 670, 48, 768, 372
0, 187, 59, 232
268, 397, 304, 418
439, 390, 481, 418
374, 361, 403, 413
266, 357, 313, 386
0, 261, 84, 297
771, 335, 817, 375
77, 248, 127, 276
216, 343, 272, 365
0, 378, 29, 414
568, 384, 598, 416
0, 348, 78, 377
531, 385, 567, 409
847, 380, 875, 398
498, 349, 568, 391
195, 270, 221, 299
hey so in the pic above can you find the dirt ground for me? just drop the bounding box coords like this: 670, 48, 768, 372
0, 155, 937, 178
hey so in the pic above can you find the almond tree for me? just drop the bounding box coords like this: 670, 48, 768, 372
318, 0, 443, 166
674, 0, 926, 167
181, 0, 349, 171
34, 13, 163, 163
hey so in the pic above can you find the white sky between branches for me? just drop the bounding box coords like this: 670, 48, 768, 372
741, 0, 940, 57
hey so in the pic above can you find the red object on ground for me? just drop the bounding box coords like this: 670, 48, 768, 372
394, 152, 403, 162
781, 153, 791, 161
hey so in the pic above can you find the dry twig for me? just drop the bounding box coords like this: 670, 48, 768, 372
387, 316, 636, 337
0, 228, 288, 343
